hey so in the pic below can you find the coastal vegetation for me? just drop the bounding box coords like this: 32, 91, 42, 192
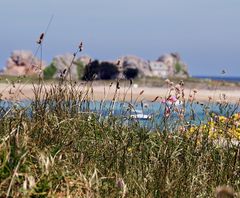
82, 60, 119, 80
43, 63, 57, 79
0, 78, 240, 197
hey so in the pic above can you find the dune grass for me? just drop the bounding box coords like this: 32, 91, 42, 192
0, 78, 240, 197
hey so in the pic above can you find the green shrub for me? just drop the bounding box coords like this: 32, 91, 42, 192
175, 62, 182, 73
82, 60, 100, 80
75, 61, 85, 80
123, 67, 139, 79
99, 61, 119, 80
82, 60, 119, 80
43, 63, 57, 79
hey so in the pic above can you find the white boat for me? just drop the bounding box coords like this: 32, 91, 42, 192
130, 110, 152, 120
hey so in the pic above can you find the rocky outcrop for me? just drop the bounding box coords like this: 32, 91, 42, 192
77, 55, 92, 66
51, 54, 77, 80
3, 50, 189, 79
117, 53, 189, 78
3, 50, 46, 76
157, 52, 188, 77
45, 54, 89, 80
118, 55, 152, 77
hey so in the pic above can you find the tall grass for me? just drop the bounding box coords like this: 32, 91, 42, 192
0, 78, 240, 197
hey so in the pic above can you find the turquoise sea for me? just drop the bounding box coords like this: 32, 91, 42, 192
1, 100, 239, 130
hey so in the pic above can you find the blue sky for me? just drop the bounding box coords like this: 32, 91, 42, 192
1, 0, 240, 76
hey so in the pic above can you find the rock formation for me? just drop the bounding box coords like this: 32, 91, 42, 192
157, 52, 188, 77
77, 55, 92, 66
118, 55, 152, 77
45, 54, 89, 80
50, 54, 78, 80
5, 51, 189, 79
3, 50, 46, 76
117, 53, 189, 78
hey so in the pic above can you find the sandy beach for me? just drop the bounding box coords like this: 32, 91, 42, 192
0, 82, 239, 103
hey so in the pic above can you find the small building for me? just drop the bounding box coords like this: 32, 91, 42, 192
149, 61, 168, 78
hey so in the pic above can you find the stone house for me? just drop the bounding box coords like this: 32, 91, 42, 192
149, 61, 168, 78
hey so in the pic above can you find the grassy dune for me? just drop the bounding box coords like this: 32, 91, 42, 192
0, 79, 240, 197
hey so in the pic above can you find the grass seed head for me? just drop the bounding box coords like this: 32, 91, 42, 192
116, 80, 120, 89
36, 33, 44, 44
139, 90, 144, 95
116, 59, 121, 65
129, 79, 133, 85
165, 79, 171, 85
215, 185, 235, 198
152, 96, 159, 102
193, 89, 198, 94
79, 41, 83, 51
179, 80, 184, 86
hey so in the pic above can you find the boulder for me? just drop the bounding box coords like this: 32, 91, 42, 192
3, 50, 46, 76
51, 54, 79, 80
157, 52, 189, 77
118, 55, 152, 77
76, 55, 92, 66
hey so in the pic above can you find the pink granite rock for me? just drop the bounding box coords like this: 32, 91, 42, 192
3, 50, 46, 76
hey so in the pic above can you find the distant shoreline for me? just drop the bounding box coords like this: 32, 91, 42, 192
192, 75, 240, 83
